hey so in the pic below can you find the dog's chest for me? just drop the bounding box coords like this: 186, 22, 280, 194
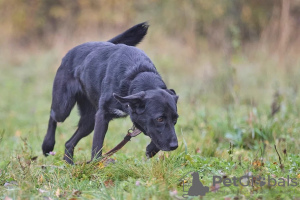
109, 108, 128, 117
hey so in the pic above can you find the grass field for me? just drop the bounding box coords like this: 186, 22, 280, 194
0, 40, 300, 199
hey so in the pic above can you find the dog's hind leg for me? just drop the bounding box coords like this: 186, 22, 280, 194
64, 95, 96, 164
42, 74, 78, 156
50, 76, 79, 123
42, 116, 57, 156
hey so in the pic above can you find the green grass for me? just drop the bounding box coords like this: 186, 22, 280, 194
0, 47, 300, 200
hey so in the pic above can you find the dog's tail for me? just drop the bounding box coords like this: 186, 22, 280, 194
108, 22, 149, 46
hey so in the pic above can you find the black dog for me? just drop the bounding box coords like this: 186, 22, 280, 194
42, 22, 179, 164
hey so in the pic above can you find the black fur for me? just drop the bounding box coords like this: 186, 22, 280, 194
108, 22, 149, 46
42, 22, 179, 164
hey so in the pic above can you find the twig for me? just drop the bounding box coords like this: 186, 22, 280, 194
274, 144, 284, 170
274, 145, 281, 165
0, 129, 4, 144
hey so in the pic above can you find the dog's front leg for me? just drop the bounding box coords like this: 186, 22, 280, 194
146, 141, 160, 158
91, 110, 109, 161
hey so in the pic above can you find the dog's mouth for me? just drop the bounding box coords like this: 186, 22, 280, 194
149, 134, 178, 151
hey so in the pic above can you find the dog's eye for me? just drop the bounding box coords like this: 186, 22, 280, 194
156, 117, 164, 122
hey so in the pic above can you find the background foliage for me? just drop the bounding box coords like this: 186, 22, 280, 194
1, 0, 300, 51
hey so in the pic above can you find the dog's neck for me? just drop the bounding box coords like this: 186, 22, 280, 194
128, 72, 166, 95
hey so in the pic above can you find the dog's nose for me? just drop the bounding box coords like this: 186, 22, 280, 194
170, 143, 178, 150
169, 138, 178, 150
170, 144, 178, 150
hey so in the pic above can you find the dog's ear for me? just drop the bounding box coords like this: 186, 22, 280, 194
167, 89, 179, 103
173, 95, 179, 103
169, 89, 176, 95
113, 91, 146, 114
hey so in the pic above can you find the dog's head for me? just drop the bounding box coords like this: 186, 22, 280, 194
114, 89, 179, 151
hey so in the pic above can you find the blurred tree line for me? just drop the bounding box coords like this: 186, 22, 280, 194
1, 0, 299, 52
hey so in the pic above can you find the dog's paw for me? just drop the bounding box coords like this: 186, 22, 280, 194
42, 142, 54, 157
63, 154, 74, 165
146, 142, 160, 158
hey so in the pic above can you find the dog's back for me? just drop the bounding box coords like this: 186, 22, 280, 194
56, 22, 149, 78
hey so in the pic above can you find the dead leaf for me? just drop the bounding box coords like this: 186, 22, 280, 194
253, 160, 264, 168
159, 154, 165, 160
104, 179, 114, 187
55, 188, 60, 198
264, 140, 269, 145
178, 179, 188, 186
279, 163, 284, 170
98, 162, 105, 169
283, 149, 287, 155
39, 175, 44, 183
210, 183, 220, 193
15, 130, 21, 137
31, 156, 38, 161
72, 190, 82, 196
